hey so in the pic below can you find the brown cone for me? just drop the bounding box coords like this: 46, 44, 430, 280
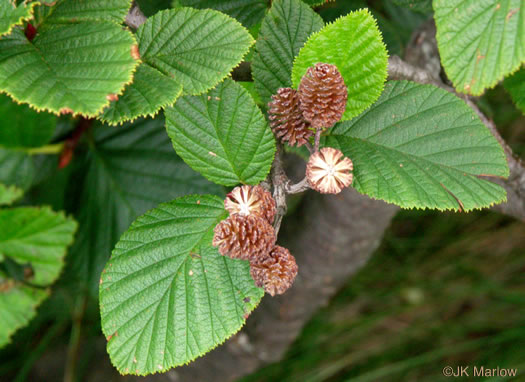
224, 185, 276, 224
250, 245, 298, 296
306, 147, 353, 194
298, 63, 348, 129
213, 214, 276, 261
268, 87, 313, 147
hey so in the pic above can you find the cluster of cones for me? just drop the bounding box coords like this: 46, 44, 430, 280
212, 185, 298, 296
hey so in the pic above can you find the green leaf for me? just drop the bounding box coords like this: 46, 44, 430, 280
136, 8, 254, 96
0, 183, 23, 206
292, 8, 388, 121
504, 66, 525, 113
180, 0, 267, 28
165, 79, 276, 186
0, 147, 34, 190
0, 94, 56, 148
0, 23, 138, 117
99, 64, 183, 126
0, 0, 38, 37
100, 194, 263, 375
434, 0, 525, 95
327, 81, 509, 211
65, 118, 223, 295
390, 0, 432, 13
252, 0, 324, 105
302, 0, 335, 7
35, 0, 132, 24
0, 206, 77, 347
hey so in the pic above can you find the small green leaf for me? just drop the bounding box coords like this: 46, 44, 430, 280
302, 0, 335, 7
35, 0, 132, 25
0, 183, 23, 206
0, 147, 34, 190
180, 0, 267, 28
136, 8, 254, 96
165, 79, 276, 186
100, 194, 263, 375
504, 67, 525, 113
327, 81, 509, 211
65, 118, 223, 295
252, 0, 324, 105
99, 64, 183, 126
0, 94, 56, 148
292, 8, 388, 120
0, 0, 38, 37
0, 23, 138, 117
434, 0, 524, 95
0, 206, 77, 347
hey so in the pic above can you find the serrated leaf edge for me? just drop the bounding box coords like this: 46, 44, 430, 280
0, 24, 140, 118
0, 1, 40, 38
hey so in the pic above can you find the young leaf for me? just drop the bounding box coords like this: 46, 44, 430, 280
252, 0, 324, 105
0, 206, 77, 347
180, 0, 267, 28
136, 8, 254, 95
0, 94, 56, 148
165, 79, 276, 186
503, 67, 525, 114
35, 0, 132, 24
64, 118, 223, 296
100, 194, 263, 375
99, 64, 183, 126
434, 0, 524, 95
327, 81, 509, 211
292, 9, 388, 121
0, 0, 38, 37
0, 147, 34, 190
0, 183, 23, 206
0, 24, 138, 117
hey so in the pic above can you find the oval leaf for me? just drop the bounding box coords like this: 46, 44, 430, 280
100, 194, 263, 375
504, 67, 525, 114
136, 8, 254, 96
99, 64, 183, 125
252, 0, 324, 105
292, 8, 388, 120
0, 23, 138, 117
180, 0, 267, 28
0, 206, 77, 347
327, 81, 509, 211
434, 0, 525, 95
165, 79, 276, 186
36, 0, 132, 24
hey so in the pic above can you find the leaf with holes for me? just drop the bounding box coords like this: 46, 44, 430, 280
434, 0, 524, 95
0, 0, 38, 37
165, 79, 276, 186
99, 64, 183, 126
292, 8, 388, 120
0, 94, 56, 148
0, 183, 23, 206
34, 0, 132, 24
136, 8, 254, 96
252, 0, 324, 106
64, 118, 223, 296
504, 67, 525, 113
0, 24, 138, 117
0, 206, 77, 347
99, 194, 263, 375
326, 81, 509, 211
180, 0, 267, 28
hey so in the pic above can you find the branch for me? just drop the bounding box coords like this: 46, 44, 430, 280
125, 1, 147, 29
